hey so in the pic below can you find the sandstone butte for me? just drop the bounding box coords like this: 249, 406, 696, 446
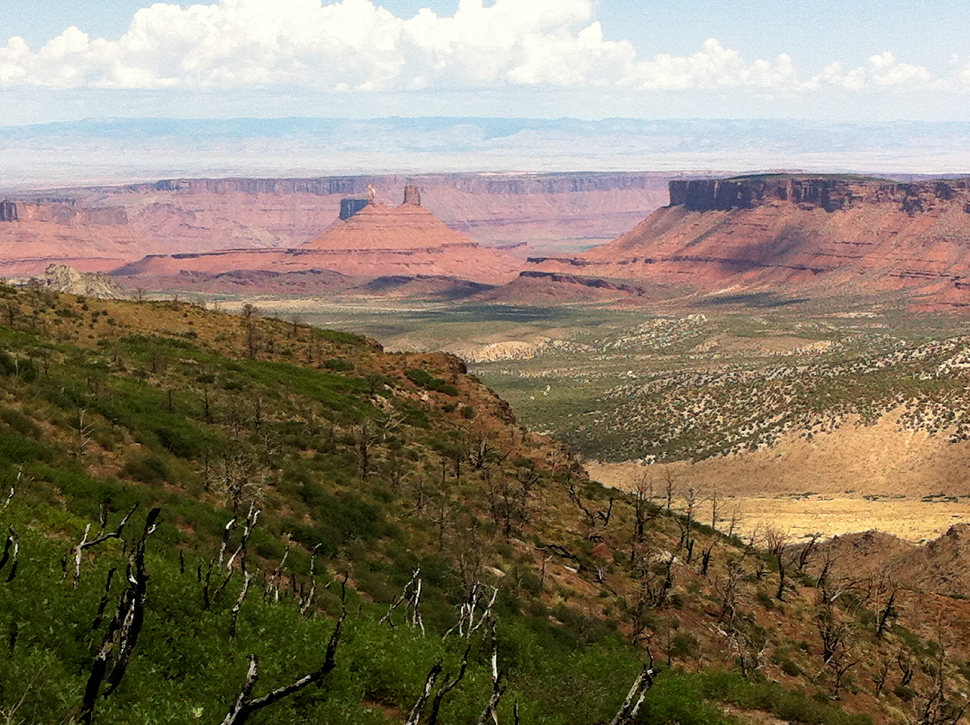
111, 186, 522, 289
524, 175, 970, 309
0, 172, 670, 280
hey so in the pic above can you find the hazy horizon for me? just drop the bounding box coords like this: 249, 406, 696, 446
3, 116, 970, 190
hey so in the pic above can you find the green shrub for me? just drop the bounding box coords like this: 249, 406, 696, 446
0, 406, 41, 438
121, 454, 172, 485
324, 357, 354, 372
405, 368, 459, 396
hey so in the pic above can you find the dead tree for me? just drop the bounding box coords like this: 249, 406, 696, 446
408, 662, 443, 725
608, 650, 656, 725
714, 557, 745, 623
229, 572, 253, 639
406, 646, 470, 725
202, 504, 260, 610
299, 545, 322, 616
264, 547, 290, 603
80, 508, 161, 725
816, 550, 834, 593
872, 654, 893, 698
476, 619, 506, 725
630, 472, 653, 563
355, 422, 374, 479
69, 503, 137, 589
91, 568, 118, 631
676, 487, 698, 564
663, 472, 676, 514
73, 408, 95, 460
445, 582, 497, 639
814, 586, 856, 675
220, 605, 346, 725
912, 642, 969, 725
763, 527, 789, 601
644, 551, 676, 608
726, 626, 767, 680
241, 303, 260, 360
379, 568, 425, 636
700, 541, 716, 577
1, 467, 19, 513
868, 576, 898, 639
0, 526, 19, 583
797, 532, 821, 573
562, 479, 612, 538
898, 650, 915, 687
708, 486, 721, 531
725, 503, 743, 540
827, 653, 859, 700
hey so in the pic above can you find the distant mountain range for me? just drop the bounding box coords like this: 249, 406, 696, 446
4, 117, 970, 188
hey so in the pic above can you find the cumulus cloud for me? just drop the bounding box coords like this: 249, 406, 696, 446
628, 39, 797, 90
0, 0, 948, 94
807, 52, 935, 91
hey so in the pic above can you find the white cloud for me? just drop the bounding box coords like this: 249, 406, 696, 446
628, 39, 797, 90
0, 0, 952, 95
807, 52, 935, 91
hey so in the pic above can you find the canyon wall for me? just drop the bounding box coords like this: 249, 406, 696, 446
525, 175, 970, 309
0, 171, 676, 275
668, 177, 970, 214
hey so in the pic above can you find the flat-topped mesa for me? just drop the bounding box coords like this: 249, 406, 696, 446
0, 201, 18, 222
668, 177, 970, 214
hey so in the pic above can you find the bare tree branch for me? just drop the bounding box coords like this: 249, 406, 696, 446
220, 584, 347, 725
0, 527, 19, 583
79, 508, 161, 724
476, 619, 506, 725
609, 650, 656, 725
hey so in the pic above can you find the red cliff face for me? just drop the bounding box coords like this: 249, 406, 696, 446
667, 177, 967, 214
0, 172, 673, 276
527, 176, 970, 308
0, 201, 18, 222
114, 191, 522, 288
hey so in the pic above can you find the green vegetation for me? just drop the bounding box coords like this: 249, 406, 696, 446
0, 284, 961, 723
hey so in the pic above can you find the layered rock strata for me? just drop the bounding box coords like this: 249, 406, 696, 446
0, 172, 673, 276
526, 176, 970, 308
114, 189, 521, 289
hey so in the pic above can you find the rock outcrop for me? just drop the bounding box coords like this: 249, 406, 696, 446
0, 171, 674, 277
33, 264, 127, 298
525, 175, 970, 308
0, 201, 17, 222
403, 185, 421, 206
339, 198, 370, 220
113, 188, 522, 289
668, 176, 970, 214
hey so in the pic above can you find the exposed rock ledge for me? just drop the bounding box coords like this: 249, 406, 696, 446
669, 176, 970, 214
32, 264, 127, 299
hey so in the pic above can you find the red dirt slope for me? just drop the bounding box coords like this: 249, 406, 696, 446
526, 176, 970, 308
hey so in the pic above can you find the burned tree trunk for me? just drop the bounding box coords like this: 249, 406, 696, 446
79, 508, 161, 725
476, 620, 506, 725
609, 650, 656, 725
0, 526, 19, 582
220, 607, 346, 725
69, 504, 137, 588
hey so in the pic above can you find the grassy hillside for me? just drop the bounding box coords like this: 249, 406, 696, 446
0, 284, 966, 724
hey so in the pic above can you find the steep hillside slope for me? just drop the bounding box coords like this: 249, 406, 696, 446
526, 175, 970, 308
1, 284, 965, 723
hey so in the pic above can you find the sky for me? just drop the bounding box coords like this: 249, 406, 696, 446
0, 0, 968, 125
